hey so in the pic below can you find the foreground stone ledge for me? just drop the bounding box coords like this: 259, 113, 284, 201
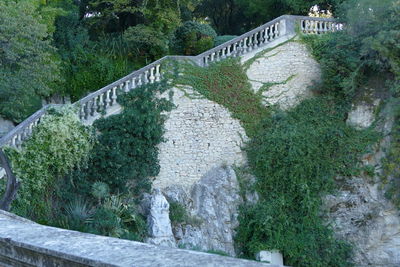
0, 211, 279, 267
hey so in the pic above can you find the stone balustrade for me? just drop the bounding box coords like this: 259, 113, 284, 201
298, 16, 341, 34
0, 15, 339, 166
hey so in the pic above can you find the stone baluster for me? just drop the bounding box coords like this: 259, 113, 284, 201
210, 52, 215, 62
247, 36, 253, 52
137, 75, 143, 86
111, 87, 117, 106
262, 27, 269, 43
274, 22, 279, 38
144, 71, 149, 84
230, 44, 235, 56
155, 65, 161, 82
11, 135, 17, 147
305, 20, 310, 33
327, 22, 332, 32
91, 97, 98, 117
131, 77, 137, 89
99, 93, 104, 113
79, 105, 85, 120
254, 32, 259, 48
222, 48, 226, 58
28, 123, 34, 136
216, 50, 222, 61
149, 67, 156, 83
119, 83, 124, 95
125, 80, 130, 92
243, 38, 248, 54
226, 45, 232, 57
105, 88, 112, 108
84, 102, 90, 120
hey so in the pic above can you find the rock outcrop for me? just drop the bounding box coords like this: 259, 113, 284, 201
325, 99, 400, 267
168, 166, 242, 256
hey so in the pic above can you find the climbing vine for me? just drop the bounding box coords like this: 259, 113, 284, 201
174, 58, 268, 138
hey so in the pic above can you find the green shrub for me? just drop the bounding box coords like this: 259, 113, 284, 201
77, 80, 174, 197
235, 96, 379, 267
172, 21, 217, 55
50, 80, 173, 240
214, 35, 237, 47
123, 24, 169, 61
6, 106, 94, 222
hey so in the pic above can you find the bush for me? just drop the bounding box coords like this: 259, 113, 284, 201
6, 106, 94, 222
124, 24, 169, 61
172, 21, 217, 55
214, 35, 237, 47
78, 80, 174, 197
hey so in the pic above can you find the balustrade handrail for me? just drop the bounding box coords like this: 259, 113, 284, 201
0, 15, 339, 151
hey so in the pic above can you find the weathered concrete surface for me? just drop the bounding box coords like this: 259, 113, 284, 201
0, 210, 278, 267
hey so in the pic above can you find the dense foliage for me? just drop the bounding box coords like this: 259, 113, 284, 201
0, 0, 62, 122
235, 97, 378, 266
5, 106, 94, 222
303, 0, 400, 101
172, 21, 217, 55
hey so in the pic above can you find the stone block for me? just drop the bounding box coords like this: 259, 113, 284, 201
256, 250, 284, 265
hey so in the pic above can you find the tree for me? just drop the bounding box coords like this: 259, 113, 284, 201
194, 0, 242, 35
0, 0, 62, 122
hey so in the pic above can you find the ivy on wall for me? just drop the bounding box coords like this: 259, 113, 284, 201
174, 58, 268, 138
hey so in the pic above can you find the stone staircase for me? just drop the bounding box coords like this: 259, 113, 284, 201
0, 14, 339, 266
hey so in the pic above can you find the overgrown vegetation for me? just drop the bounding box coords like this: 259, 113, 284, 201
169, 201, 202, 226
235, 97, 378, 266
171, 21, 217, 55
303, 0, 400, 208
